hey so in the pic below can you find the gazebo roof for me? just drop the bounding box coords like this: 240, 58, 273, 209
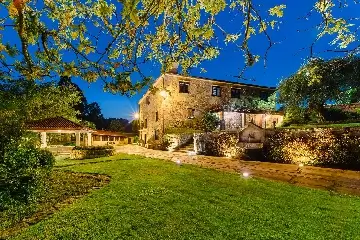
26, 117, 90, 131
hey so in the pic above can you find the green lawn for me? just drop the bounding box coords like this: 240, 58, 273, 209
10, 154, 360, 239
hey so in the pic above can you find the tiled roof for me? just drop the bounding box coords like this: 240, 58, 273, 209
26, 117, 87, 130
93, 130, 136, 137
167, 73, 277, 90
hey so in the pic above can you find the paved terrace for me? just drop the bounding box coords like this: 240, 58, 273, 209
116, 145, 360, 196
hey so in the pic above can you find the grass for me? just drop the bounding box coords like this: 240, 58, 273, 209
281, 122, 360, 129
1, 170, 109, 239
7, 154, 360, 239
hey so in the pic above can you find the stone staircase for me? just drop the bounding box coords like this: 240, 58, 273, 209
175, 139, 194, 153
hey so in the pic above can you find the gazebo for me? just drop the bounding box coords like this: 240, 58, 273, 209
26, 117, 93, 148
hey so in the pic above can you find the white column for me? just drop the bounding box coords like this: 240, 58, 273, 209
87, 132, 92, 146
75, 132, 81, 146
40, 132, 47, 148
241, 113, 245, 128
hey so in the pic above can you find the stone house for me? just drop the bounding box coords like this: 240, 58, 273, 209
138, 71, 283, 145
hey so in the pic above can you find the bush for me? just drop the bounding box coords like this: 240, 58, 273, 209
70, 146, 115, 159
264, 129, 360, 170
195, 132, 241, 157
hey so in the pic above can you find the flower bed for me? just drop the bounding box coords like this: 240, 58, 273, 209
70, 146, 115, 160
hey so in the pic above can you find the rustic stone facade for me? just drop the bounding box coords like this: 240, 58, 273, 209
138, 73, 281, 145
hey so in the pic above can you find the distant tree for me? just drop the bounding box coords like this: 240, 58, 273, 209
84, 102, 104, 129
130, 120, 140, 134
278, 57, 360, 122
0, 79, 81, 122
108, 118, 129, 132
58, 76, 88, 119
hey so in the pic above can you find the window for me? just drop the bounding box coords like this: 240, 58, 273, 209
187, 108, 195, 119
144, 119, 148, 128
109, 136, 114, 141
146, 96, 150, 105
155, 111, 159, 121
231, 88, 241, 98
94, 135, 101, 141
154, 130, 159, 140
120, 136, 125, 141
212, 86, 221, 97
260, 91, 269, 101
115, 136, 120, 141
179, 81, 189, 93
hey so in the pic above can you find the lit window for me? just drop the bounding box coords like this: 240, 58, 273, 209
179, 81, 189, 93
231, 88, 241, 98
212, 86, 221, 97
187, 108, 195, 119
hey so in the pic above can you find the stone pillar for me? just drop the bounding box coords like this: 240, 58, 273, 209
75, 132, 81, 146
241, 113, 245, 128
193, 133, 198, 154
87, 132, 92, 146
40, 132, 47, 148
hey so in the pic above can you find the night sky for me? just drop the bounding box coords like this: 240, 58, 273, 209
3, 1, 360, 119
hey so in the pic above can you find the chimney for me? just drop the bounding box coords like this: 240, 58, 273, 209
168, 62, 179, 74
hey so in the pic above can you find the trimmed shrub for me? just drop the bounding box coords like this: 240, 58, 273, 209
264, 129, 360, 170
195, 132, 242, 157
70, 146, 115, 159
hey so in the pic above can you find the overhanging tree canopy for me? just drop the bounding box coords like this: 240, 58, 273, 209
278, 57, 360, 121
0, 0, 359, 94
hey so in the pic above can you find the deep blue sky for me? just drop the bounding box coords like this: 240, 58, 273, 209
76, 1, 359, 119
2, 1, 359, 120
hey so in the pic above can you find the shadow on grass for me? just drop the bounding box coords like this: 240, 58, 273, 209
0, 171, 110, 239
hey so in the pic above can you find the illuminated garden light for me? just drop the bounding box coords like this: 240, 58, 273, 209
242, 172, 250, 178
175, 159, 182, 166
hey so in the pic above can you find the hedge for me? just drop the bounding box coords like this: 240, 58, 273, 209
70, 146, 115, 159
0, 142, 55, 227
264, 129, 360, 170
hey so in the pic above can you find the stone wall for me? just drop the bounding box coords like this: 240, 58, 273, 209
264, 127, 360, 170
139, 73, 275, 145
166, 133, 193, 151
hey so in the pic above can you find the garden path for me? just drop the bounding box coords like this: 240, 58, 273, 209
115, 145, 360, 196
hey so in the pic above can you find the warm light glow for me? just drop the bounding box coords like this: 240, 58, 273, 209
133, 112, 139, 119
242, 172, 250, 178
57, 130, 62, 133
298, 163, 304, 167
187, 151, 196, 156
175, 159, 182, 165
160, 89, 168, 98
